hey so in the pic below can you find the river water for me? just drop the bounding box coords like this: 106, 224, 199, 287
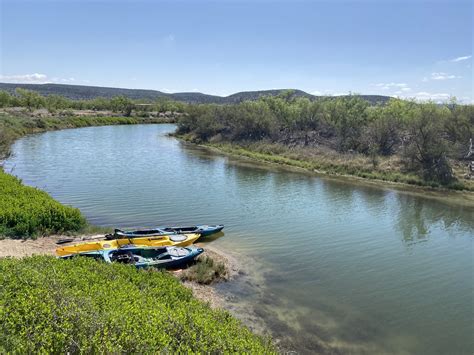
4, 124, 473, 354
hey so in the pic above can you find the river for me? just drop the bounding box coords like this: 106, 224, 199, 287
4, 124, 473, 354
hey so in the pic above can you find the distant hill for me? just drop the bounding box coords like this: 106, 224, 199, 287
0, 83, 391, 105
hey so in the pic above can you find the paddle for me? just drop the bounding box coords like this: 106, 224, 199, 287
55, 235, 107, 245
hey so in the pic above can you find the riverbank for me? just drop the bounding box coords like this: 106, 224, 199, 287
0, 235, 234, 309
176, 134, 474, 207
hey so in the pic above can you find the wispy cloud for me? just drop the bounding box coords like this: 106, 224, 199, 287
311, 89, 348, 96
373, 82, 408, 90
429, 72, 461, 80
0, 73, 76, 84
400, 91, 452, 103
450, 55, 471, 62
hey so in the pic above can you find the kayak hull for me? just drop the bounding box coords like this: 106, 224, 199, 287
61, 245, 204, 269
56, 233, 201, 256
111, 224, 224, 239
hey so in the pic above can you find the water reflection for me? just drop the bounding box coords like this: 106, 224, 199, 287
395, 194, 474, 246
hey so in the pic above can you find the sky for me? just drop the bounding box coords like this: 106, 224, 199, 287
0, 0, 472, 102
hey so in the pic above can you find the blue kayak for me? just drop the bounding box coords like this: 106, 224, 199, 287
61, 245, 204, 269
108, 224, 224, 239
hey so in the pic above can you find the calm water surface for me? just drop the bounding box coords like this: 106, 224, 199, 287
5, 124, 473, 354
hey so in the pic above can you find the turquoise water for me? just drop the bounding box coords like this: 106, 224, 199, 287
4, 124, 473, 354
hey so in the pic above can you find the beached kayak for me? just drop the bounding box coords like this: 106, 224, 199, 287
61, 245, 204, 269
56, 233, 201, 256
108, 224, 224, 239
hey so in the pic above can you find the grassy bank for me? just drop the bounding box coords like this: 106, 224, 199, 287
177, 94, 473, 191
0, 256, 274, 353
0, 114, 165, 237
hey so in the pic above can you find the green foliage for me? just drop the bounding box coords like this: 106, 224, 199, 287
0, 256, 274, 353
0, 89, 185, 116
180, 256, 228, 284
402, 103, 454, 184
178, 94, 474, 186
15, 88, 45, 111
0, 172, 87, 237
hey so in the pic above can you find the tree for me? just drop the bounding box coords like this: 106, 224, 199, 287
110, 96, 133, 116
323, 95, 369, 152
0, 91, 11, 108
15, 88, 45, 111
403, 103, 454, 184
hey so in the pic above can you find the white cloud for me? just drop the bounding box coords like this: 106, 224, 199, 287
404, 91, 452, 103
430, 72, 461, 80
394, 88, 412, 94
311, 89, 348, 96
450, 55, 471, 62
0, 73, 76, 84
373, 82, 408, 90
0, 73, 49, 84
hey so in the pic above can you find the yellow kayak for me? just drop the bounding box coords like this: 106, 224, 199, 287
56, 233, 201, 256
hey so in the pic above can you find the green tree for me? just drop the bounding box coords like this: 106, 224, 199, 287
15, 88, 45, 111
0, 91, 11, 108
403, 103, 454, 184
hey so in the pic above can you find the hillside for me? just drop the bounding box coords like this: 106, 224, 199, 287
0, 83, 391, 105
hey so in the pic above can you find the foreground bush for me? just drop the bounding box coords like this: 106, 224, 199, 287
0, 256, 273, 353
0, 172, 87, 237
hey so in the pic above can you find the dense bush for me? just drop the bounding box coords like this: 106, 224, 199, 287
0, 256, 273, 353
177, 93, 474, 186
0, 172, 86, 237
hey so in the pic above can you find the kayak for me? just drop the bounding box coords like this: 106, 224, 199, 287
61, 245, 204, 269
56, 233, 201, 257
108, 224, 224, 239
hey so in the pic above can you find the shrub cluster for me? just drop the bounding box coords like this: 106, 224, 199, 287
0, 256, 274, 353
0, 89, 186, 115
177, 92, 473, 185
180, 255, 228, 284
0, 172, 86, 237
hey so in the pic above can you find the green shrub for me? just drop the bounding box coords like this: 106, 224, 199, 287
180, 255, 228, 284
0, 171, 87, 237
0, 256, 274, 353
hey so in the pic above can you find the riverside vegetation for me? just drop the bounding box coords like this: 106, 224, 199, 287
0, 256, 274, 353
1, 88, 472, 237
176, 91, 474, 191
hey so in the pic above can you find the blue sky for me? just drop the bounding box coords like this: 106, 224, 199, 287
1, 0, 472, 102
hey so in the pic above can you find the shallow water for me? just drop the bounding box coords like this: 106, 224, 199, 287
4, 124, 473, 354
